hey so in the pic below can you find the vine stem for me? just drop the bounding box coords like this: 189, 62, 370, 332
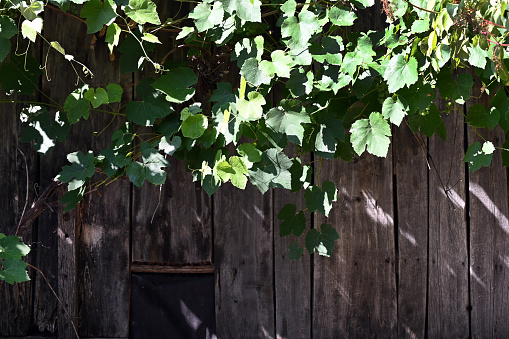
15, 148, 29, 237
405, 0, 439, 14
26, 263, 80, 339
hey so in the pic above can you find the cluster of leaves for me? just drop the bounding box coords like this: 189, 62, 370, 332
0, 233, 30, 284
2, 0, 509, 260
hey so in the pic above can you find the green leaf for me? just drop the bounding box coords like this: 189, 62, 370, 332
118, 33, 155, 73
465, 104, 499, 130
437, 71, 473, 104
125, 0, 160, 25
0, 258, 30, 284
229, 156, 248, 189
84, 87, 109, 108
21, 107, 69, 155
240, 57, 271, 86
232, 36, 264, 67
0, 235, 30, 260
0, 54, 41, 95
304, 181, 338, 217
237, 143, 261, 167
398, 83, 434, 113
328, 6, 356, 26
287, 241, 305, 260
61, 185, 86, 211
127, 144, 169, 187
463, 141, 493, 172
383, 54, 418, 93
106, 83, 123, 103
182, 114, 208, 139
491, 88, 509, 132
305, 224, 339, 257
237, 91, 266, 121
408, 103, 447, 139
126, 100, 173, 126
468, 44, 487, 69
152, 67, 197, 103
21, 17, 43, 43
278, 204, 306, 237
0, 16, 17, 61
248, 148, 293, 193
64, 85, 91, 124
350, 112, 391, 157
158, 136, 181, 156
259, 50, 295, 78
220, 0, 261, 22
314, 118, 345, 157
382, 95, 408, 126
190, 1, 224, 32
81, 0, 117, 34
411, 18, 430, 33
56, 151, 96, 191
310, 36, 343, 65
265, 100, 310, 145
281, 10, 321, 49
286, 69, 313, 97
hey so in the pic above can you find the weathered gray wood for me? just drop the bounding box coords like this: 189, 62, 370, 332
57, 206, 77, 339
313, 153, 397, 337
428, 106, 469, 337
0, 99, 36, 336
468, 90, 509, 336
39, 8, 131, 337
214, 184, 274, 338
132, 158, 212, 264
274, 151, 311, 339
394, 123, 428, 338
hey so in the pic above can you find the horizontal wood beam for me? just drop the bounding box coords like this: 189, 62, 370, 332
131, 262, 214, 274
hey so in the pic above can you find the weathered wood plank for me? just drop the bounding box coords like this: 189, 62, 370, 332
0, 99, 36, 336
394, 123, 428, 338
132, 159, 212, 264
214, 184, 274, 338
468, 89, 509, 337
427, 106, 469, 337
274, 151, 311, 339
131, 263, 214, 274
39, 8, 131, 337
313, 153, 397, 337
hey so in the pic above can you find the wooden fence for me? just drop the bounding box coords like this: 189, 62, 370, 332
2, 1, 509, 338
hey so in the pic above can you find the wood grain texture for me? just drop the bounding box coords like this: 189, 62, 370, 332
274, 152, 311, 339
313, 154, 397, 338
428, 107, 469, 337
214, 184, 275, 338
0, 99, 36, 336
393, 123, 428, 338
467, 90, 509, 337
132, 158, 212, 264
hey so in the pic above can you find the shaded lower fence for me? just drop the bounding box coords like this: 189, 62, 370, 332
2, 108, 509, 338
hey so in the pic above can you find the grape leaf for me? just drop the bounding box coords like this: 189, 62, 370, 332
281, 10, 321, 49
383, 54, 418, 93
382, 95, 408, 126
106, 83, 123, 103
21, 108, 69, 155
21, 17, 42, 43
152, 67, 197, 103
125, 0, 161, 25
328, 6, 356, 26
237, 91, 266, 121
286, 68, 313, 97
350, 112, 391, 157
0, 16, 17, 62
304, 181, 338, 217
407, 103, 447, 139
249, 148, 293, 193
126, 144, 169, 187
468, 44, 487, 69
56, 151, 96, 191
61, 185, 86, 212
118, 33, 155, 73
463, 141, 493, 172
315, 118, 345, 158
0, 235, 30, 260
181, 114, 208, 139
0, 54, 42, 95
287, 241, 305, 260
259, 50, 295, 78
126, 101, 173, 126
437, 71, 473, 104
190, 1, 224, 32
310, 36, 343, 65
81, 0, 117, 34
398, 82, 434, 113
265, 100, 310, 145
0, 258, 30, 284
85, 87, 109, 108
305, 224, 339, 257
465, 104, 500, 130
64, 85, 91, 124
278, 203, 306, 237
240, 57, 271, 86
220, 0, 261, 22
